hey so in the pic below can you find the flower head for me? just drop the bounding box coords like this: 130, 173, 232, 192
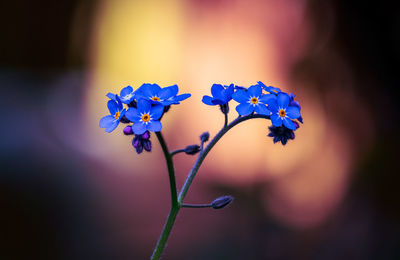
269, 93, 301, 130
132, 130, 152, 154
257, 81, 281, 95
135, 83, 191, 106
99, 96, 126, 133
232, 84, 275, 116
106, 85, 137, 104
202, 84, 234, 106
125, 99, 164, 135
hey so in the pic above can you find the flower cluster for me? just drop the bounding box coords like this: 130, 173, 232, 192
203, 81, 303, 145
100, 83, 191, 153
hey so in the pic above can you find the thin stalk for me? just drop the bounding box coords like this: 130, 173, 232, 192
224, 112, 228, 128
178, 114, 269, 203
181, 203, 212, 208
155, 132, 178, 207
170, 148, 185, 157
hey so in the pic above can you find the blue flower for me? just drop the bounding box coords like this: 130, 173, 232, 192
269, 93, 301, 130
232, 84, 275, 116
106, 85, 137, 104
202, 84, 234, 105
99, 96, 126, 133
257, 81, 281, 95
135, 83, 191, 106
125, 99, 164, 134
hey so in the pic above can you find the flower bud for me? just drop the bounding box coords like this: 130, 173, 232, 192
123, 125, 134, 135
219, 103, 229, 114
200, 132, 210, 143
184, 145, 200, 155
211, 195, 234, 209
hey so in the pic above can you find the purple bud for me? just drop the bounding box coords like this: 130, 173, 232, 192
184, 145, 200, 155
211, 195, 234, 209
123, 126, 134, 135
143, 140, 152, 152
200, 132, 210, 143
142, 130, 151, 140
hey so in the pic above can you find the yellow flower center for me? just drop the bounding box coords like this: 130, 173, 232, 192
279, 109, 286, 117
151, 96, 160, 101
114, 111, 120, 119
250, 97, 258, 104
142, 114, 150, 122
272, 89, 277, 93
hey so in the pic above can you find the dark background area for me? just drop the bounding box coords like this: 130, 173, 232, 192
1, 0, 399, 259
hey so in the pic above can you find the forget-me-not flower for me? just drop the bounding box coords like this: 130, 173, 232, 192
125, 99, 164, 134
269, 93, 301, 130
99, 96, 126, 133
135, 83, 191, 106
232, 84, 275, 116
202, 84, 234, 105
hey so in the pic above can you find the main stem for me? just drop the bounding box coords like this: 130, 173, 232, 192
151, 132, 180, 260
151, 114, 269, 259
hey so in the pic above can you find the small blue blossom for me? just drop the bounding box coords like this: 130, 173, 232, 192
202, 84, 234, 105
99, 96, 126, 133
135, 83, 191, 106
268, 93, 301, 130
232, 84, 275, 116
125, 99, 164, 134
257, 81, 281, 95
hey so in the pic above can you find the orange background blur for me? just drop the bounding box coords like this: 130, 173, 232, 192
1, 0, 399, 259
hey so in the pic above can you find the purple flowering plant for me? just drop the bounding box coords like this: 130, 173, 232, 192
99, 82, 303, 259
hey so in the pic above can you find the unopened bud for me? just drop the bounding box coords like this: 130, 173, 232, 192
200, 132, 210, 143
184, 145, 200, 155
211, 195, 234, 209
123, 125, 133, 135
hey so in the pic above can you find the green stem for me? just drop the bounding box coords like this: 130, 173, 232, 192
181, 203, 212, 208
170, 148, 185, 157
155, 132, 178, 207
150, 206, 180, 260
178, 114, 269, 203
224, 112, 228, 128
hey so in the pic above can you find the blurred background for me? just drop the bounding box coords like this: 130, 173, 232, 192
1, 0, 399, 259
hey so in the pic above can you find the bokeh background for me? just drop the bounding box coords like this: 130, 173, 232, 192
1, 0, 399, 259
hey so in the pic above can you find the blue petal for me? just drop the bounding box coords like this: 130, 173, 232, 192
99, 115, 119, 132
211, 99, 225, 105
268, 99, 279, 113
147, 120, 162, 132
107, 100, 118, 115
270, 114, 282, 127
221, 85, 234, 102
132, 123, 147, 135
257, 81, 267, 89
125, 107, 141, 122
174, 93, 191, 102
247, 85, 262, 97
286, 106, 301, 119
120, 86, 133, 96
167, 84, 179, 96
158, 86, 175, 100
232, 90, 249, 103
150, 105, 164, 120
115, 95, 123, 111
283, 118, 296, 130
106, 93, 117, 101
140, 83, 161, 98
258, 94, 276, 105
119, 109, 127, 119
255, 104, 271, 115
202, 95, 215, 105
277, 93, 290, 108
137, 99, 151, 113
211, 84, 224, 100
236, 103, 254, 115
